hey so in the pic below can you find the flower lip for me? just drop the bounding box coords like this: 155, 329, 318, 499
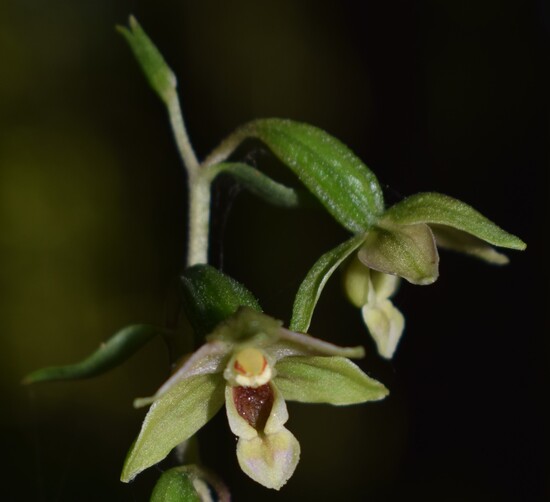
225, 347, 273, 388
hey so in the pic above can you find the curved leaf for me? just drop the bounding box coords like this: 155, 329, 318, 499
121, 373, 225, 483
23, 324, 169, 384
275, 356, 388, 405
206, 119, 385, 232
207, 162, 305, 208
383, 192, 526, 250
289, 234, 366, 333
181, 265, 262, 339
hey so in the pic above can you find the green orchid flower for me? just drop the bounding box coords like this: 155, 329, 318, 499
121, 307, 388, 490
291, 192, 526, 359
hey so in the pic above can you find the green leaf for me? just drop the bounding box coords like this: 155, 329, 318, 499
242, 119, 384, 232
121, 373, 225, 483
358, 223, 439, 285
275, 356, 388, 405
290, 234, 366, 333
383, 192, 526, 250
181, 265, 262, 339
23, 325, 168, 384
117, 16, 177, 105
208, 162, 304, 208
150, 468, 201, 502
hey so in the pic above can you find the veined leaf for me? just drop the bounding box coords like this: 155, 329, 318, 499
206, 119, 384, 233
248, 119, 384, 232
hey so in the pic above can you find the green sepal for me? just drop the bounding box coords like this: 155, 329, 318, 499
207, 162, 305, 208
181, 265, 262, 339
117, 16, 177, 105
275, 356, 388, 405
358, 223, 439, 285
290, 234, 366, 333
431, 224, 510, 264
121, 373, 226, 483
23, 324, 169, 384
150, 468, 201, 502
383, 192, 526, 251
239, 119, 384, 232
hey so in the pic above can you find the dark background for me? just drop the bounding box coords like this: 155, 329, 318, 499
1, 1, 547, 501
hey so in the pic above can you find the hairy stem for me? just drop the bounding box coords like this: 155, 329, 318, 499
166, 90, 210, 266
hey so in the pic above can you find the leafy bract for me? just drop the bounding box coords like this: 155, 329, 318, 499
181, 265, 262, 339
207, 162, 303, 208
290, 234, 366, 333
23, 325, 168, 384
117, 16, 177, 105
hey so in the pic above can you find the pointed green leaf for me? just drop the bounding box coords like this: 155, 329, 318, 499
151, 468, 201, 502
117, 16, 177, 105
121, 373, 225, 483
290, 234, 366, 333
383, 192, 526, 250
275, 356, 388, 405
358, 223, 439, 285
181, 265, 262, 339
23, 325, 169, 384
223, 119, 384, 232
207, 162, 304, 208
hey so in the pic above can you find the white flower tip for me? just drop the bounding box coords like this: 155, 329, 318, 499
236, 428, 300, 490
362, 300, 405, 359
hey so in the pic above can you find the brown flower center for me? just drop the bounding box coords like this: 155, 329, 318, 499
233, 383, 274, 431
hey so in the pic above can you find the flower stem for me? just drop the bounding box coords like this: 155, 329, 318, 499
166, 90, 210, 266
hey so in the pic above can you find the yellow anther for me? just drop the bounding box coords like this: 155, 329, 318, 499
234, 347, 267, 376
225, 347, 272, 388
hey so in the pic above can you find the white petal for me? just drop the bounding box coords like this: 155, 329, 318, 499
264, 384, 289, 435
236, 428, 300, 490
362, 299, 405, 359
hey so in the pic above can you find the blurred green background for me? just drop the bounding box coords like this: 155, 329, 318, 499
1, 1, 547, 500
